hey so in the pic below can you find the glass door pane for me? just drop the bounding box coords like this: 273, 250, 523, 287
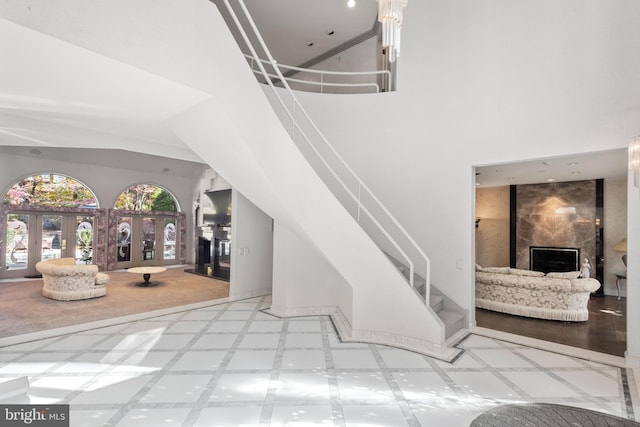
75, 216, 94, 264
5, 214, 29, 271
142, 217, 156, 261
41, 214, 62, 261
117, 217, 132, 263
163, 218, 176, 261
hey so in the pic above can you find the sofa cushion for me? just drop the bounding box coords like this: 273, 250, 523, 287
510, 268, 545, 277
547, 271, 581, 279
95, 273, 110, 285
570, 278, 601, 293
482, 266, 511, 274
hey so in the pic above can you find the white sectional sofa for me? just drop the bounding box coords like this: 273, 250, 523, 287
36, 257, 109, 301
475, 266, 601, 322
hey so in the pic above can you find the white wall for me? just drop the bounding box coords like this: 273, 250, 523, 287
305, 37, 381, 94
230, 190, 273, 299
271, 222, 350, 318
311, 37, 378, 74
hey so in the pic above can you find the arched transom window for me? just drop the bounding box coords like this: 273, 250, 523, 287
114, 184, 178, 212
3, 174, 97, 208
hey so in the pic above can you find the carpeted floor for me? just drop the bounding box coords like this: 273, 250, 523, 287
0, 265, 229, 338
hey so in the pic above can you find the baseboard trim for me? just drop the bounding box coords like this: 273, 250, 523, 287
229, 287, 272, 300
265, 305, 463, 362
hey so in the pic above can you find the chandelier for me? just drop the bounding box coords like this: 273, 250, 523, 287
378, 0, 408, 62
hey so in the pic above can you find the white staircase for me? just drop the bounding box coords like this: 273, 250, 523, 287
201, 0, 465, 358
388, 256, 466, 340
0, 0, 464, 360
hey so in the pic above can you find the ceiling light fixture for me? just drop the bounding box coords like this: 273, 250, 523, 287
378, 0, 408, 62
630, 135, 640, 189
347, 0, 356, 8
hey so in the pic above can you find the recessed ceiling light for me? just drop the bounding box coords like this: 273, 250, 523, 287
305, 41, 314, 47
29, 148, 41, 155
326, 29, 335, 35
347, 0, 356, 8
162, 167, 170, 173
542, 160, 553, 166
495, 169, 504, 173
547, 178, 556, 182
567, 162, 578, 166
571, 171, 581, 175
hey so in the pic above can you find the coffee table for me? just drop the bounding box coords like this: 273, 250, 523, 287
127, 266, 167, 287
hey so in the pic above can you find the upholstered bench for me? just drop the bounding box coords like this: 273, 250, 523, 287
36, 257, 109, 301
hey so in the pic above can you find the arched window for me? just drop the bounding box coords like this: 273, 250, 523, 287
3, 174, 97, 208
114, 184, 178, 212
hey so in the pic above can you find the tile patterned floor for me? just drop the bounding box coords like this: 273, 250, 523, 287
0, 295, 637, 426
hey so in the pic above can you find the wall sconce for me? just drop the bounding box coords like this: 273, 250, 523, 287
630, 135, 640, 189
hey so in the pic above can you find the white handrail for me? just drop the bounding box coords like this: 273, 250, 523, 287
244, 54, 391, 93
249, 69, 381, 92
222, 0, 430, 303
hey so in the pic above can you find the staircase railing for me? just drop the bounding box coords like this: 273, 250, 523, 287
244, 54, 391, 94
220, 0, 431, 305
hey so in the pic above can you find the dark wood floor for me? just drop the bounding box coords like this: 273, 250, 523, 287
476, 295, 626, 357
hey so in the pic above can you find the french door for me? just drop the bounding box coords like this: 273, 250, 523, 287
2, 213, 95, 279
114, 215, 178, 269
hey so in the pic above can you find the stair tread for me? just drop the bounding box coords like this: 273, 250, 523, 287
430, 295, 443, 305
437, 309, 465, 324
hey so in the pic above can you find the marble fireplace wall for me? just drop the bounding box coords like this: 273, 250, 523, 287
515, 180, 597, 273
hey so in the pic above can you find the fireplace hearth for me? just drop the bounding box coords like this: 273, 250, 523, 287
530, 246, 580, 273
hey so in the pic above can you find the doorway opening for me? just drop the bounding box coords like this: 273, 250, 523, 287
473, 150, 628, 357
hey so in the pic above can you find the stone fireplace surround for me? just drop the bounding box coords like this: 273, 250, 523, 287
512, 179, 603, 288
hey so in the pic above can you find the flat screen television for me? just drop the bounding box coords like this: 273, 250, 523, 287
530, 246, 580, 273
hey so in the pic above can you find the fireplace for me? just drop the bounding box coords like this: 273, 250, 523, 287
530, 246, 580, 273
